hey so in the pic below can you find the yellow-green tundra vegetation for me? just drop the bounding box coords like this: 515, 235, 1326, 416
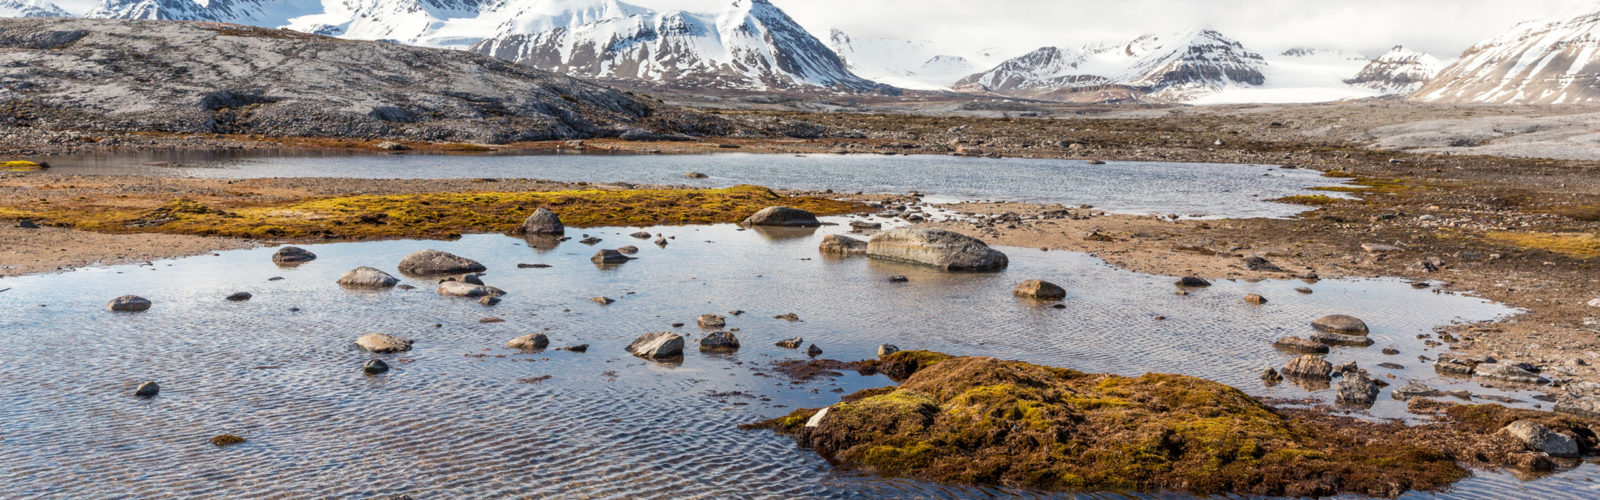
3, 185, 864, 240
747, 351, 1600, 497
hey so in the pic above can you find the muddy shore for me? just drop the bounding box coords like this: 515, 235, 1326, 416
3, 101, 1600, 397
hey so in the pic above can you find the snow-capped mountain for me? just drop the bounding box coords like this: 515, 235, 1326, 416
954, 29, 1267, 102
828, 30, 998, 90
0, 0, 69, 17
472, 0, 881, 92
1415, 10, 1600, 104
87, 1, 490, 46
1345, 46, 1442, 94
1190, 47, 1382, 104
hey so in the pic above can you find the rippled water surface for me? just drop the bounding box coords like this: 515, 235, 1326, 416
40, 151, 1345, 218
2, 219, 1593, 498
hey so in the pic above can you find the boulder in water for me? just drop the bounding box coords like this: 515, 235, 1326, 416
398, 250, 486, 276
356, 333, 412, 353
866, 228, 1008, 272
743, 206, 821, 227
338, 267, 399, 288
508, 333, 550, 350
818, 234, 867, 256
518, 208, 564, 235
627, 332, 684, 359
700, 331, 741, 352
272, 246, 317, 265
107, 295, 152, 312
1312, 315, 1370, 335
1013, 280, 1066, 300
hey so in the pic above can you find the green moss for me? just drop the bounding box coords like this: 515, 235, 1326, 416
1273, 194, 1342, 206
1485, 231, 1600, 258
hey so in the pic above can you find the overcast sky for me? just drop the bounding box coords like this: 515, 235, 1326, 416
54, 0, 1600, 59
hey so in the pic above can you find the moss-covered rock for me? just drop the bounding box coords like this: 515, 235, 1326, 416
748, 353, 1580, 497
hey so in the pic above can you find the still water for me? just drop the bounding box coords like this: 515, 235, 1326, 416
1, 219, 1591, 498
40, 151, 1348, 218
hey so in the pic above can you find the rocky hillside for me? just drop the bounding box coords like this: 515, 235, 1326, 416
1415, 10, 1600, 104
1345, 46, 1442, 94
0, 17, 678, 143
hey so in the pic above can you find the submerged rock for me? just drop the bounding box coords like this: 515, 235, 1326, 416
272, 246, 317, 265
1273, 337, 1329, 354
743, 206, 821, 227
1013, 280, 1066, 300
1175, 277, 1211, 287
438, 281, 506, 298
508, 333, 550, 350
819, 234, 868, 256
362, 359, 390, 375
338, 267, 399, 288
1311, 332, 1376, 347
356, 333, 412, 353
1312, 315, 1370, 335
107, 295, 152, 312
518, 208, 564, 235
627, 332, 684, 359
776, 337, 803, 349
225, 292, 252, 302
700, 331, 740, 352
1392, 380, 1443, 400
398, 250, 486, 276
698, 314, 726, 329
866, 228, 1008, 272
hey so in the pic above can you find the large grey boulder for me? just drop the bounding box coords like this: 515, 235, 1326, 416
438, 281, 506, 298
627, 332, 684, 359
107, 295, 152, 312
1312, 315, 1370, 335
338, 267, 399, 288
742, 206, 820, 227
398, 250, 486, 276
1500, 420, 1579, 458
866, 228, 1009, 272
518, 208, 564, 235
1282, 354, 1333, 380
355, 334, 412, 353
818, 234, 867, 256
272, 246, 316, 265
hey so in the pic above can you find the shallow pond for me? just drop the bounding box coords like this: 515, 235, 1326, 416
1, 219, 1592, 498
39, 151, 1345, 219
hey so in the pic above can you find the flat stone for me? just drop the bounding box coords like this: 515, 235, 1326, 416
1362, 243, 1402, 253
1244, 293, 1267, 305
107, 295, 152, 312
1175, 277, 1211, 287
1391, 380, 1442, 400
1312, 315, 1370, 335
337, 267, 399, 288
355, 333, 412, 353
627, 332, 684, 359
1501, 420, 1579, 458
1474, 362, 1548, 385
1311, 331, 1376, 347
271, 246, 317, 265
819, 234, 868, 256
592, 249, 631, 265
438, 281, 506, 298
1272, 336, 1330, 354
225, 292, 252, 302
1242, 256, 1282, 272
617, 245, 639, 255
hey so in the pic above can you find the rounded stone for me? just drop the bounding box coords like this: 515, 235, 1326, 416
742, 206, 820, 227
362, 359, 390, 375
699, 331, 741, 352
518, 208, 564, 235
134, 381, 159, 398
356, 333, 412, 353
1013, 280, 1066, 300
508, 333, 550, 350
337, 267, 399, 288
878, 344, 900, 358
398, 250, 486, 276
107, 295, 152, 312
271, 246, 317, 265
1312, 315, 1370, 335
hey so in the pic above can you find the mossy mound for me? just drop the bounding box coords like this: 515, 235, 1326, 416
14, 185, 864, 241
750, 351, 1481, 497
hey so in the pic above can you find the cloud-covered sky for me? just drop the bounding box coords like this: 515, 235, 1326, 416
54, 0, 1600, 59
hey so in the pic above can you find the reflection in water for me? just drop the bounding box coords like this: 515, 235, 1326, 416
749, 225, 821, 241
38, 151, 1351, 219
0, 220, 1585, 498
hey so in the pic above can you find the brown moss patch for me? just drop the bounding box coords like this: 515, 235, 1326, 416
1273, 194, 1342, 206
7, 185, 865, 241
749, 353, 1599, 497
1485, 231, 1600, 258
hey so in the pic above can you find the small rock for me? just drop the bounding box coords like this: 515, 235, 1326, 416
438, 281, 506, 298
375, 141, 409, 151
627, 332, 684, 359
1361, 243, 1401, 254
888, 275, 909, 283
776, 337, 803, 349
1311, 331, 1376, 347
362, 359, 389, 375
479, 296, 500, 306
698, 314, 726, 329
507, 333, 550, 350
1261, 367, 1283, 382
517, 207, 564, 235
355, 333, 412, 353
684, 171, 709, 179
806, 344, 823, 357
592, 296, 614, 305
805, 407, 829, 428
774, 313, 800, 322
107, 295, 152, 312
1242, 256, 1283, 272
1013, 280, 1066, 300
1474, 362, 1548, 385
1382, 346, 1400, 355
818, 234, 868, 256
1244, 293, 1267, 305
1295, 287, 1313, 294
337, 267, 399, 288
699, 331, 741, 352
1335, 372, 1380, 406
654, 237, 668, 247
866, 227, 1008, 272
1392, 380, 1442, 400
134, 381, 159, 398
17, 219, 39, 229
591, 249, 631, 265
558, 344, 589, 353
398, 250, 485, 276
225, 292, 252, 302
271, 246, 317, 265
1176, 277, 1211, 287
1283, 354, 1333, 379
877, 344, 901, 358
630, 231, 652, 239
209, 434, 247, 447
617, 245, 639, 255
580, 237, 602, 245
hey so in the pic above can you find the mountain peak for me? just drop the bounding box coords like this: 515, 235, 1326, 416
1414, 8, 1600, 104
